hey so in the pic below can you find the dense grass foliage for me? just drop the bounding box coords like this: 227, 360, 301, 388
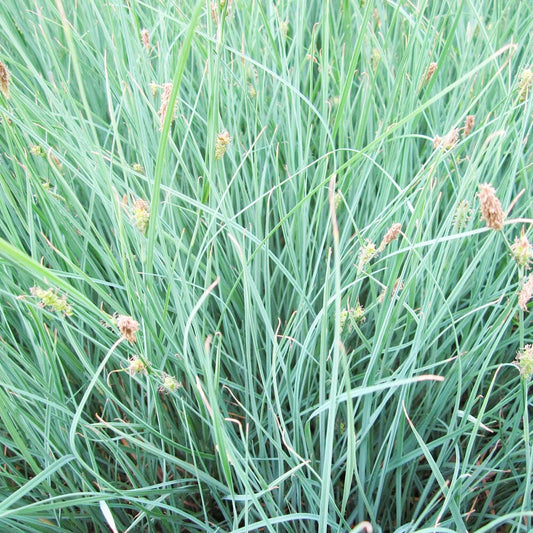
0, 1, 532, 531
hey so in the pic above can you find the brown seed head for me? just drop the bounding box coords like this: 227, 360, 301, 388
423, 62, 438, 84
463, 115, 475, 137
478, 183, 504, 230
379, 278, 404, 303
140, 28, 150, 51
378, 223, 402, 252
434, 128, 459, 150
116, 314, 140, 344
0, 60, 10, 99
158, 83, 175, 130
518, 274, 533, 312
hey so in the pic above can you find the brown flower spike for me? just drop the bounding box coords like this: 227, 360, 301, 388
478, 183, 504, 230
116, 314, 140, 344
518, 275, 533, 312
433, 128, 459, 150
0, 60, 10, 98
158, 83, 175, 130
423, 62, 437, 84
463, 115, 475, 137
378, 223, 402, 253
140, 29, 150, 51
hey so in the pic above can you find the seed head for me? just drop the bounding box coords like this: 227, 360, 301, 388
422, 62, 437, 84
371, 48, 380, 71
159, 373, 180, 393
378, 223, 402, 252
518, 68, 533, 102
30, 145, 46, 157
140, 28, 150, 51
333, 190, 342, 210
210, 2, 219, 25
158, 83, 175, 130
453, 199, 471, 230
463, 115, 475, 137
511, 230, 533, 269
518, 274, 533, 312
357, 239, 377, 271
0, 60, 10, 99
516, 344, 533, 379
379, 278, 404, 303
30, 286, 73, 317
340, 301, 366, 333
127, 355, 148, 376
132, 198, 150, 234
116, 314, 140, 344
478, 183, 504, 231
215, 129, 231, 159
280, 20, 289, 39
433, 128, 459, 150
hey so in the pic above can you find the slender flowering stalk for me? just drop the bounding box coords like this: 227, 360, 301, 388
478, 183, 504, 230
